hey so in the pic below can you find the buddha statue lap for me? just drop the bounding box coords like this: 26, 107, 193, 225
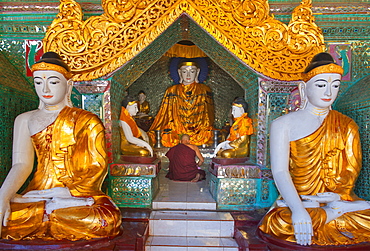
149, 61, 215, 147
0, 52, 121, 241
213, 97, 253, 159
119, 96, 154, 158
258, 52, 370, 246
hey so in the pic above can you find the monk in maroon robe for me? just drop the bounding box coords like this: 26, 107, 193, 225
165, 134, 206, 182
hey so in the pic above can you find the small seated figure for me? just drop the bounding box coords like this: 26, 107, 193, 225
120, 96, 153, 157
136, 90, 150, 117
0, 52, 121, 241
149, 61, 215, 147
166, 134, 206, 182
213, 97, 253, 158
259, 52, 370, 246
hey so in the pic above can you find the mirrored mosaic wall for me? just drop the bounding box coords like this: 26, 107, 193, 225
0, 51, 38, 188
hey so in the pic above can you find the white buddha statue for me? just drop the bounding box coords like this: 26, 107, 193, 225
212, 97, 253, 158
259, 52, 370, 246
119, 96, 153, 157
0, 52, 121, 240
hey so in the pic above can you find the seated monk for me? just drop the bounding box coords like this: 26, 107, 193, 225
213, 97, 253, 158
166, 134, 206, 182
149, 61, 215, 147
120, 96, 153, 157
0, 52, 121, 241
258, 52, 370, 246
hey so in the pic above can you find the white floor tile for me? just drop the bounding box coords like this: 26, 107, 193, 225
187, 247, 223, 251
186, 202, 217, 210
187, 220, 221, 237
220, 221, 235, 237
150, 236, 187, 246
151, 219, 188, 236
221, 237, 239, 247
150, 246, 187, 251
187, 237, 223, 246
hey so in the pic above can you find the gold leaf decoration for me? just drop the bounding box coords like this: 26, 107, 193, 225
44, 0, 325, 81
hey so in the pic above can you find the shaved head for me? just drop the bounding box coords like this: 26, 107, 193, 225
180, 134, 190, 143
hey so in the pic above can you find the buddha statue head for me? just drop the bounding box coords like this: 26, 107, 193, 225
178, 61, 200, 85
122, 96, 138, 116
232, 97, 248, 118
299, 52, 343, 110
31, 52, 73, 110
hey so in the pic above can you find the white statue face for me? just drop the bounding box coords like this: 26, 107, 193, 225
126, 102, 138, 116
178, 65, 199, 85
231, 105, 245, 118
138, 93, 146, 102
305, 73, 341, 109
33, 70, 68, 107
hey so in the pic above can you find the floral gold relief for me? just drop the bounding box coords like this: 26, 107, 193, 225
44, 0, 325, 81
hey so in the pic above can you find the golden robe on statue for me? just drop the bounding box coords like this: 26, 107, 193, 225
2, 106, 122, 241
149, 82, 214, 147
259, 110, 370, 245
120, 106, 151, 156
218, 113, 253, 158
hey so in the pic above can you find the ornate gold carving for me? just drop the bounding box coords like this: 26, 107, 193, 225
44, 0, 325, 81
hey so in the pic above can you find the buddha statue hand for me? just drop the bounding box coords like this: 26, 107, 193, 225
300, 192, 340, 203
212, 140, 233, 157
139, 129, 150, 143
0, 196, 11, 234
134, 140, 153, 157
291, 207, 314, 245
23, 187, 72, 199
323, 200, 370, 224
277, 199, 319, 208
45, 196, 94, 215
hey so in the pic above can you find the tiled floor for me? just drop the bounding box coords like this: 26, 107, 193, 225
146, 164, 239, 250
152, 164, 217, 210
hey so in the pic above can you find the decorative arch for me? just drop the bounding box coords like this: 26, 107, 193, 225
44, 0, 325, 81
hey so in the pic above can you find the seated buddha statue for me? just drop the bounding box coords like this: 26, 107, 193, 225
259, 52, 370, 246
136, 90, 150, 117
213, 97, 253, 158
119, 96, 153, 157
0, 52, 122, 241
149, 61, 215, 147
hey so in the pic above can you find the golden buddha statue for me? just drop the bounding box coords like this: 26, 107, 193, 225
0, 52, 121, 241
149, 61, 215, 147
120, 96, 153, 156
137, 90, 150, 116
213, 97, 253, 158
259, 52, 370, 246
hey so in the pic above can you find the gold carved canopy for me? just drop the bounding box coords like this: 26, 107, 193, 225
44, 0, 325, 81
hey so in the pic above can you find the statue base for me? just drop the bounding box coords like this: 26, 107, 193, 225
257, 228, 370, 250
121, 155, 157, 164
0, 219, 148, 250
208, 160, 278, 210
108, 159, 161, 208
212, 157, 249, 165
